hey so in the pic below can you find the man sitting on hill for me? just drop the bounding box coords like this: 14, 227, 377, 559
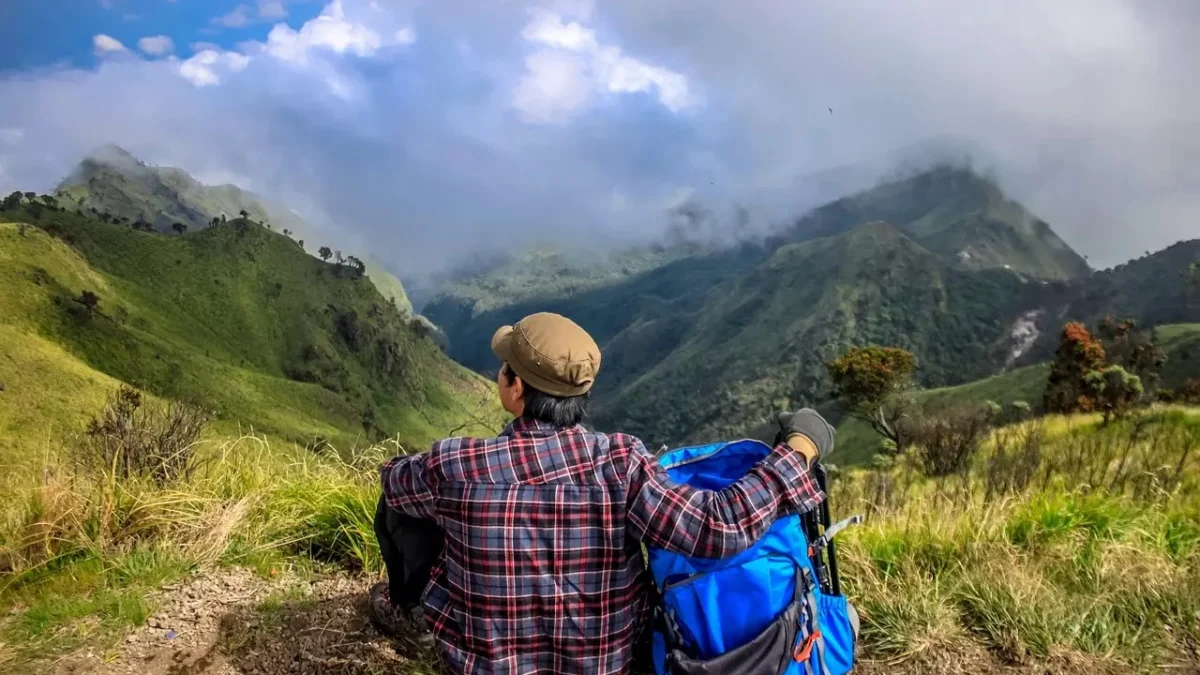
369, 311, 834, 674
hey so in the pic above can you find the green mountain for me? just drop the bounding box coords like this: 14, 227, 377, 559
772, 166, 1091, 280
1010, 239, 1200, 367
54, 146, 413, 315
428, 220, 1044, 446
426, 167, 1090, 349
0, 203, 503, 463
424, 167, 1196, 449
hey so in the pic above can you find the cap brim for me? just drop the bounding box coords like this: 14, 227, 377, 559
491, 325, 514, 362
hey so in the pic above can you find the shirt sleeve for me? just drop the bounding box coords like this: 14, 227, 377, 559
625, 438, 824, 558
380, 451, 438, 520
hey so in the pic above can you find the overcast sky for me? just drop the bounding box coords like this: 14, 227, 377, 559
0, 0, 1197, 278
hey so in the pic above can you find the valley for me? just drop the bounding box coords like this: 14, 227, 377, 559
425, 166, 1200, 451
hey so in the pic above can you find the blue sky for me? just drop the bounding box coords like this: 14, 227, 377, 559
0, 0, 1198, 277
1, 1, 324, 71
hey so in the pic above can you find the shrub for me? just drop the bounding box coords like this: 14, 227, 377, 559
77, 385, 209, 486
905, 403, 997, 478
75, 290, 100, 317
1084, 365, 1143, 424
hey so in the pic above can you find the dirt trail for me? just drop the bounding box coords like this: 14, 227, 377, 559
48, 567, 1194, 675
51, 567, 440, 675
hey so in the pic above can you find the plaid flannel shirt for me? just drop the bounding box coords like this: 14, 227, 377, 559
381, 417, 824, 675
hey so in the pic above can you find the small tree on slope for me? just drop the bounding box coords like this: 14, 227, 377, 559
1043, 322, 1106, 414
825, 345, 917, 455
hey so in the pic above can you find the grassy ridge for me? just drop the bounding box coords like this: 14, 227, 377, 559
0, 211, 504, 463
55, 148, 414, 315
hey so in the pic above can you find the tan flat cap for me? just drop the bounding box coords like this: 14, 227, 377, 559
491, 312, 601, 397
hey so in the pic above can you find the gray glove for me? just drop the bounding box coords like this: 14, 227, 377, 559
775, 409, 835, 461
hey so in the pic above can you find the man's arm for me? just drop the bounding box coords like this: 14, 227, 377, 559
380, 451, 438, 520
625, 436, 824, 559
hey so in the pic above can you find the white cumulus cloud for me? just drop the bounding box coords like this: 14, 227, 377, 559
511, 50, 592, 123
175, 0, 414, 98
7, 0, 1200, 277
93, 34, 128, 55
513, 9, 695, 123
521, 11, 598, 52
137, 35, 176, 57
179, 49, 252, 87
592, 45, 692, 112
265, 1, 382, 64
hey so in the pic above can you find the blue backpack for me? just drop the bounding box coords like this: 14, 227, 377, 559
646, 439, 862, 675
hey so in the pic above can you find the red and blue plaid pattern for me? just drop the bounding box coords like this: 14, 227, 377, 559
382, 417, 825, 675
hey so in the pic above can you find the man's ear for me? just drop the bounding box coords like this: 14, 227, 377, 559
510, 373, 524, 399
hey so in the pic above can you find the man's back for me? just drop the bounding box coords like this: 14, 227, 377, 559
383, 416, 824, 675
387, 417, 653, 674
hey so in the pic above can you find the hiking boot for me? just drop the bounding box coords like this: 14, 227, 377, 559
368, 582, 435, 648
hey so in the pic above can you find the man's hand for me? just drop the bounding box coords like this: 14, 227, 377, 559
775, 409, 835, 464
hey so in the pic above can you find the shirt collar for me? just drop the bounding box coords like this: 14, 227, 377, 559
501, 416, 585, 438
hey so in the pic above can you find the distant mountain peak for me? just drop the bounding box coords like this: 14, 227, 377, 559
88, 143, 138, 161
54, 147, 414, 314
781, 163, 1090, 280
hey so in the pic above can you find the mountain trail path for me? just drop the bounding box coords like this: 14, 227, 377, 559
49, 567, 438, 675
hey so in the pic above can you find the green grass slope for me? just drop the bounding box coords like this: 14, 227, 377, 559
53, 146, 413, 315
1160, 323, 1200, 388
0, 208, 502, 463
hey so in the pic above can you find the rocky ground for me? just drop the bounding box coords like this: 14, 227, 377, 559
43, 566, 1198, 675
